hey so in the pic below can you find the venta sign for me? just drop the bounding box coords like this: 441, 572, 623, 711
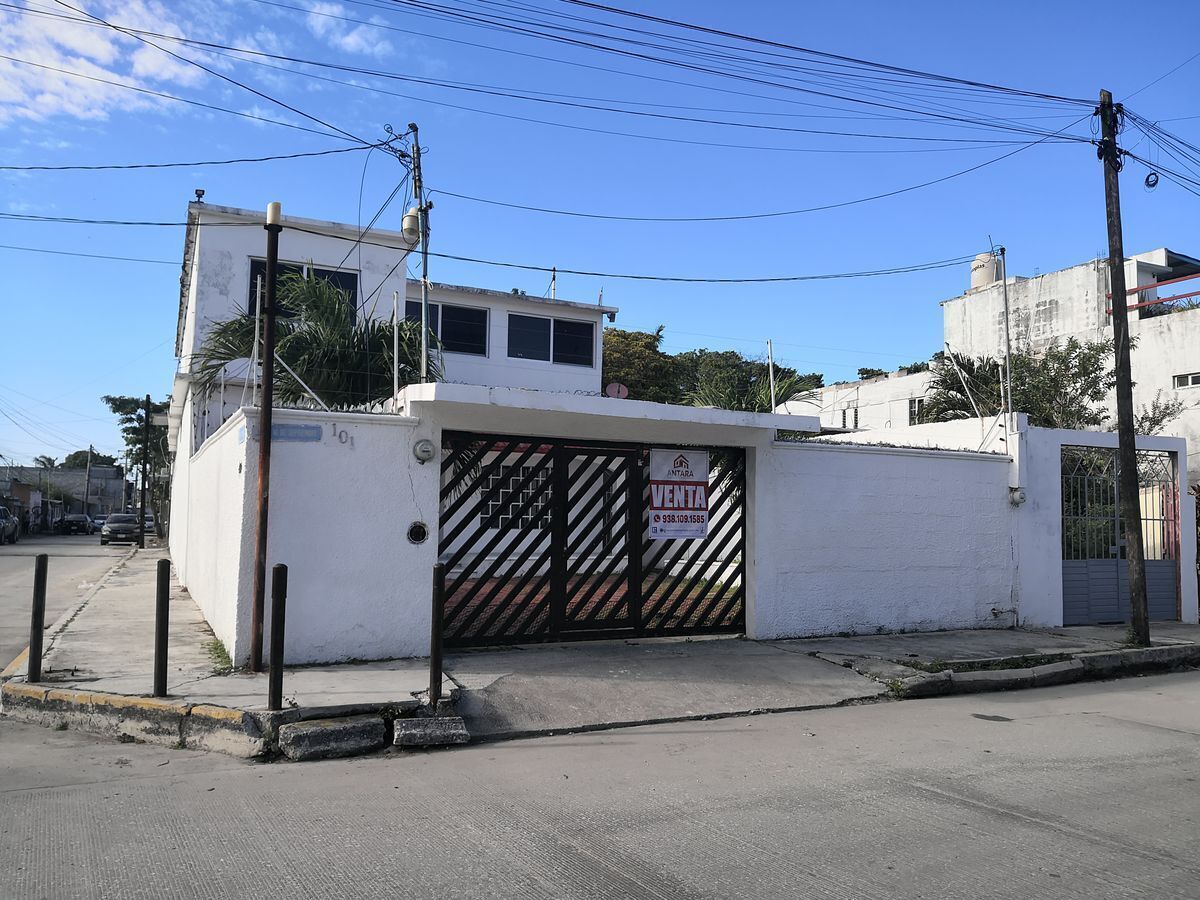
648, 449, 710, 540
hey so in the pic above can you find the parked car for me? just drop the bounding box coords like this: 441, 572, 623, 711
100, 513, 141, 545
143, 513, 156, 533
0, 507, 18, 544
60, 514, 94, 535
92, 514, 108, 530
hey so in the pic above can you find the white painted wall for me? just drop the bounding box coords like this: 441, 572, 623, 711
791, 370, 932, 432
817, 414, 1015, 458
168, 405, 253, 661
747, 441, 1015, 639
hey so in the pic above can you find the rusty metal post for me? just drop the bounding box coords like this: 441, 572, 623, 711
429, 563, 445, 708
153, 558, 170, 697
27, 554, 48, 683
268, 563, 288, 711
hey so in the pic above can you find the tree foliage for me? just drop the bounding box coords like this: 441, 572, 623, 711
600, 326, 681, 404
600, 327, 822, 410
923, 338, 1118, 429
62, 449, 118, 468
33, 455, 56, 469
857, 367, 887, 380
1128, 390, 1187, 436
192, 270, 441, 409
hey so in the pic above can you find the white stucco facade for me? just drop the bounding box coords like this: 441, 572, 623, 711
166, 387, 1192, 666
801, 248, 1200, 483
168, 202, 618, 456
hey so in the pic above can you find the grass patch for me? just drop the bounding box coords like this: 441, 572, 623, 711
204, 638, 233, 675
900, 652, 1074, 674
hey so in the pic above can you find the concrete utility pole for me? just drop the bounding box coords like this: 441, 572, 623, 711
1098, 89, 1150, 646
409, 122, 432, 383
139, 396, 150, 549
251, 201, 283, 672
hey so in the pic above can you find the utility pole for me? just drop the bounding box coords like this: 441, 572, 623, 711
139, 395, 150, 549
83, 444, 93, 519
409, 122, 432, 383
766, 339, 778, 411
997, 247, 1014, 429
1098, 88, 1150, 647
251, 201, 283, 672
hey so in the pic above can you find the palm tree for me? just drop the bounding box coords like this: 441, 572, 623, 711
193, 270, 440, 409
687, 370, 820, 413
921, 353, 1004, 423
33, 455, 57, 469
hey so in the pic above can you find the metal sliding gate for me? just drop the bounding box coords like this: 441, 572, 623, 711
1061, 445, 1181, 625
438, 432, 747, 647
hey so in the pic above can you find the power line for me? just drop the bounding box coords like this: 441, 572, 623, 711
50, 0, 369, 145
287, 223, 981, 282
0, 145, 376, 172
0, 243, 175, 265
0, 53, 362, 143
428, 112, 1093, 222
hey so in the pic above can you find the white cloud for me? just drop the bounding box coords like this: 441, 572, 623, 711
0, 1, 215, 124
303, 2, 393, 58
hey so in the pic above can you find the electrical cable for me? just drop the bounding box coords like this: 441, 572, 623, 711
0, 54, 364, 143
0, 145, 377, 172
0, 243, 176, 264
49, 0, 369, 145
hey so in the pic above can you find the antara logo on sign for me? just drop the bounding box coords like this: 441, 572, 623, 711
648, 449, 710, 540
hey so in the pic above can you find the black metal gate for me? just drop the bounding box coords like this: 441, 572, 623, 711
438, 432, 747, 647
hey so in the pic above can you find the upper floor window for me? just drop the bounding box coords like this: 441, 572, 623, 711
1173, 372, 1200, 389
406, 300, 488, 356
248, 259, 357, 317
908, 396, 926, 425
507, 314, 595, 367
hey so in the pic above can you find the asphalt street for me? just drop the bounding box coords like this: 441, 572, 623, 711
0, 535, 128, 668
2, 670, 1199, 898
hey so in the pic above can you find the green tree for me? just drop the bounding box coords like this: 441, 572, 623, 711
1128, 390, 1187, 436
601, 326, 682, 404
857, 367, 887, 380
193, 269, 439, 408
33, 455, 56, 469
62, 449, 118, 468
923, 338, 1117, 429
902, 360, 930, 374
673, 348, 821, 408
102, 394, 169, 529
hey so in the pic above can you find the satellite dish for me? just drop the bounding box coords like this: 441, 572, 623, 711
604, 382, 629, 399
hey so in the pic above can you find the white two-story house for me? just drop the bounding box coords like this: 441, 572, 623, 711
168, 201, 618, 458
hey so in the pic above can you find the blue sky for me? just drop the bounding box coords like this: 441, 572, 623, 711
1, 0, 1197, 464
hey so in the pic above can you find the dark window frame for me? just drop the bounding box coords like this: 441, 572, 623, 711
507, 313, 552, 361
247, 258, 359, 318
439, 303, 489, 356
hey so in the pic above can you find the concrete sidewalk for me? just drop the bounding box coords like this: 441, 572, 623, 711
4, 546, 1200, 758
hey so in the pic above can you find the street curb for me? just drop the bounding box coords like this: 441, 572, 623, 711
0, 681, 266, 758
886, 644, 1200, 698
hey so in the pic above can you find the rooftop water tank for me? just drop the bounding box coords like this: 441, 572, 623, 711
970, 252, 998, 290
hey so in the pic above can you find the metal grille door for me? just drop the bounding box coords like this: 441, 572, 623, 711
439, 432, 746, 647
1061, 446, 1180, 625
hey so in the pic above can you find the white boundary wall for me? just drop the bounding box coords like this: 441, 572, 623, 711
168, 387, 1196, 664
747, 441, 1015, 638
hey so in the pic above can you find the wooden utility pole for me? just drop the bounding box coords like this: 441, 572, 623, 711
1098, 89, 1150, 646
251, 201, 283, 672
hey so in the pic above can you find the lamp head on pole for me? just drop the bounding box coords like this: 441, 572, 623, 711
266, 201, 282, 227
402, 207, 421, 243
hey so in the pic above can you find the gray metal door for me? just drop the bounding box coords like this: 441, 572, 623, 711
1061, 446, 1181, 625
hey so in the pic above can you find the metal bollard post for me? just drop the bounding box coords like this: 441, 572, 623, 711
27, 554, 48, 683
428, 563, 445, 708
153, 558, 170, 697
267, 563, 288, 712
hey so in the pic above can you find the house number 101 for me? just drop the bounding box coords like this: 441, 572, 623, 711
329, 423, 355, 447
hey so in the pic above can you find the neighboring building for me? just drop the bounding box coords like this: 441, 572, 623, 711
3, 465, 126, 517
794, 248, 1200, 481
169, 202, 617, 456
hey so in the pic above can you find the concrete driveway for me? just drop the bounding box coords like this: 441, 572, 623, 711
447, 636, 884, 739
0, 534, 127, 667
